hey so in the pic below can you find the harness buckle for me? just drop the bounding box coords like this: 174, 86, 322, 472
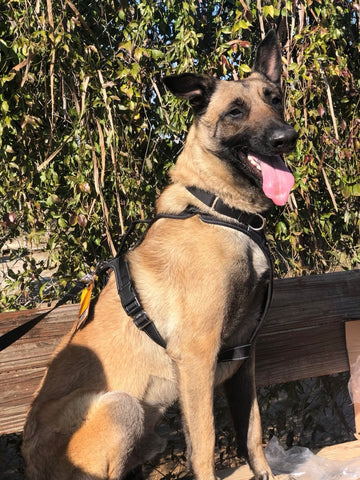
124, 297, 152, 329
124, 297, 142, 316
133, 310, 152, 330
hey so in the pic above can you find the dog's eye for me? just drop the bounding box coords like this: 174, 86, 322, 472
264, 88, 282, 108
228, 108, 243, 118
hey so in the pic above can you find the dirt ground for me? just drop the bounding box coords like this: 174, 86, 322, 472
0, 374, 356, 480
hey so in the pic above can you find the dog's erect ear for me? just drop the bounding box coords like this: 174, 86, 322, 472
163, 73, 217, 115
252, 30, 282, 84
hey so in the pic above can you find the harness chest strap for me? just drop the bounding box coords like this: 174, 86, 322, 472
102, 210, 273, 363
98, 257, 167, 349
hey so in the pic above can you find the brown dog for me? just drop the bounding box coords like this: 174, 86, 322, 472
22, 30, 297, 480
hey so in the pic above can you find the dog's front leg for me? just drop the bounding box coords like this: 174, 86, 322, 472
176, 349, 218, 480
224, 349, 274, 480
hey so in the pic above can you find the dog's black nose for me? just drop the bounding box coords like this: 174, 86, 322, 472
269, 125, 298, 151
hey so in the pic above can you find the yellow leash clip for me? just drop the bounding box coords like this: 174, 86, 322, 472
76, 273, 96, 330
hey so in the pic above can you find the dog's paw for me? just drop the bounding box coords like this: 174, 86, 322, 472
254, 472, 281, 480
254, 472, 271, 480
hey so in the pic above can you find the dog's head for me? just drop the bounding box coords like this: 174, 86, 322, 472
164, 30, 298, 207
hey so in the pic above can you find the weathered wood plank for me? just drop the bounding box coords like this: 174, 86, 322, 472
0, 270, 359, 434
256, 322, 348, 385
0, 369, 44, 433
264, 270, 360, 331
0, 304, 78, 433
256, 270, 360, 385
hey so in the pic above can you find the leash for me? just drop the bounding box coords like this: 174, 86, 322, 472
0, 212, 194, 352
0, 274, 94, 352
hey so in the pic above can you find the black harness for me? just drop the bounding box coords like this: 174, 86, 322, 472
100, 186, 273, 363
0, 187, 273, 361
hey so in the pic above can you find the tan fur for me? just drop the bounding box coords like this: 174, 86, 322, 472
22, 39, 296, 480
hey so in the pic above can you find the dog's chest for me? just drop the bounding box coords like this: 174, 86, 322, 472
221, 230, 270, 343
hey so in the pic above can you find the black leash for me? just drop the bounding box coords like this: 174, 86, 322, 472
0, 212, 194, 352
0, 276, 92, 352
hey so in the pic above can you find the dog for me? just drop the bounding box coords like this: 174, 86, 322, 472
22, 30, 297, 480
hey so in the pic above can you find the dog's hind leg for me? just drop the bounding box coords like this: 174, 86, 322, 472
66, 391, 144, 480
224, 351, 274, 480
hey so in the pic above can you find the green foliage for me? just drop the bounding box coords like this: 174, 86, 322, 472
0, 0, 359, 310
272, 0, 360, 274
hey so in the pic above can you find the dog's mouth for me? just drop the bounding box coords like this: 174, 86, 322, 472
239, 151, 295, 206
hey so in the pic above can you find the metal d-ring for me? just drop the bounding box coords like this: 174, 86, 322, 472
248, 213, 266, 231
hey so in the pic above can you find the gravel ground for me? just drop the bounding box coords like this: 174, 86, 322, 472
0, 374, 356, 480
0, 434, 24, 480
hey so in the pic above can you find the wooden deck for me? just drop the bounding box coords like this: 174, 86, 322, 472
1, 269, 360, 434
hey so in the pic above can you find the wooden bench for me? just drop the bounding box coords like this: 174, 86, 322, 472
1, 269, 360, 435
1, 270, 360, 479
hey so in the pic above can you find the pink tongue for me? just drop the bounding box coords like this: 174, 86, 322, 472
251, 154, 294, 206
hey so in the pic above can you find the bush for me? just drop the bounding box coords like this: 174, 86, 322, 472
0, 0, 359, 310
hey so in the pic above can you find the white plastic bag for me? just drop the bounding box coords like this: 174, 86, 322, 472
265, 437, 360, 479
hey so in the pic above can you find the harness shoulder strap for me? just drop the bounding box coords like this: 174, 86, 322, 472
199, 213, 271, 261
117, 210, 198, 257
74, 212, 198, 348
